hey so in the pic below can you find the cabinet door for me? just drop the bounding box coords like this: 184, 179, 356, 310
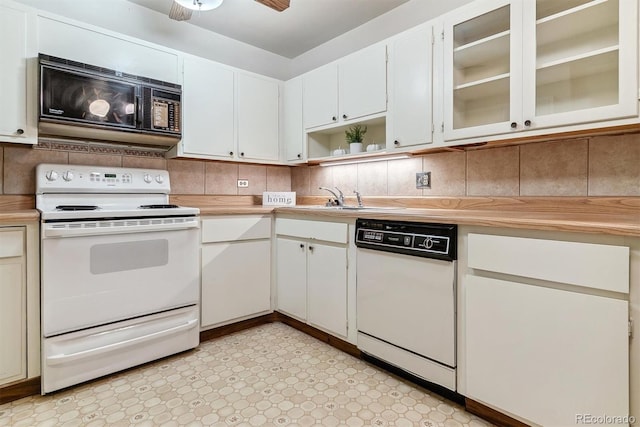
182, 55, 235, 158
303, 63, 338, 129
0, 228, 26, 386
339, 43, 388, 122
283, 77, 304, 161
466, 275, 629, 426
38, 16, 179, 84
0, 3, 35, 143
275, 238, 307, 320
443, 0, 524, 140
521, 0, 638, 130
307, 243, 347, 337
201, 240, 271, 327
237, 73, 280, 161
389, 24, 433, 149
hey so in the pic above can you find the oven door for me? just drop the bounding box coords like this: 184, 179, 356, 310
41, 218, 199, 337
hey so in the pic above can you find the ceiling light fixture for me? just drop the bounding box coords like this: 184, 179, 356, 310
175, 0, 224, 11
319, 154, 411, 167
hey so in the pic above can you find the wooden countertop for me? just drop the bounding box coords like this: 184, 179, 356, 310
275, 206, 640, 237
199, 206, 275, 216
0, 210, 40, 224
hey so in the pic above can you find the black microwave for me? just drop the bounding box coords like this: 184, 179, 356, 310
38, 54, 182, 147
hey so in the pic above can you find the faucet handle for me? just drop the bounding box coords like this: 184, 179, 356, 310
354, 190, 363, 207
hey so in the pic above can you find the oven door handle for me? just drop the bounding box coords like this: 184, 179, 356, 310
43, 220, 199, 238
45, 318, 198, 366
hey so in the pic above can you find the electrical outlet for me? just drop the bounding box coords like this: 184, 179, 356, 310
237, 179, 249, 188
416, 172, 431, 189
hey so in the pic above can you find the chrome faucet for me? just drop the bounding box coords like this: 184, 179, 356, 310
353, 190, 363, 208
319, 186, 345, 206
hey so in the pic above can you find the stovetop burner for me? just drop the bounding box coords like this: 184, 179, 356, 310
56, 205, 99, 211
139, 204, 180, 209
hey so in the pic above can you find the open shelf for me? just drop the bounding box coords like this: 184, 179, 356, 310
307, 116, 387, 160
536, 50, 619, 116
537, 0, 594, 20
536, 0, 617, 48
453, 5, 510, 48
536, 49, 618, 86
454, 30, 510, 68
454, 73, 510, 101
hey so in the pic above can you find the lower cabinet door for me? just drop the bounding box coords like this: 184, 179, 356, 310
201, 240, 271, 327
466, 275, 629, 426
0, 261, 26, 385
276, 238, 307, 320
307, 243, 347, 337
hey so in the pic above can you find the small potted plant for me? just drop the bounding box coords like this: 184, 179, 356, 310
345, 124, 367, 154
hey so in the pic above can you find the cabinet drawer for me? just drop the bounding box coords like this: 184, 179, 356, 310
275, 218, 347, 244
201, 216, 271, 243
0, 229, 24, 259
468, 233, 629, 293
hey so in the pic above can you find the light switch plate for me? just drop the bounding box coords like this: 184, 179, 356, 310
237, 179, 249, 188
416, 172, 431, 189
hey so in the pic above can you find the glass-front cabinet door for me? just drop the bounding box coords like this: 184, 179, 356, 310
522, 0, 637, 130
443, 0, 524, 141
443, 0, 637, 142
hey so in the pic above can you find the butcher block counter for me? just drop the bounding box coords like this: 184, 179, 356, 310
177, 196, 639, 238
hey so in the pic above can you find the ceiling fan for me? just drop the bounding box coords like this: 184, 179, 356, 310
169, 0, 290, 21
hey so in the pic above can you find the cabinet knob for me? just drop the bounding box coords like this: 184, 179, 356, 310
229, 151, 234, 156
394, 140, 400, 146
524, 120, 532, 127
332, 116, 337, 121
240, 152, 245, 157
342, 114, 348, 120
297, 153, 302, 159
16, 128, 24, 135
510, 122, 517, 129
299, 243, 305, 249
308, 246, 314, 252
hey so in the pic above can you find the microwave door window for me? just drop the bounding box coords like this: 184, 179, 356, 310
42, 68, 136, 128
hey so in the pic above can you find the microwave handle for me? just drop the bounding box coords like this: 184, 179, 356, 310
135, 95, 143, 126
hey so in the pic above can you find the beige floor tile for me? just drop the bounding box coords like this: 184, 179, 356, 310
290, 166, 311, 196
206, 162, 239, 195
238, 164, 267, 196
588, 134, 640, 196
466, 146, 519, 196
421, 152, 466, 196
309, 166, 333, 196
267, 166, 292, 192
167, 159, 206, 195
0, 323, 492, 427
358, 162, 388, 196
387, 157, 422, 196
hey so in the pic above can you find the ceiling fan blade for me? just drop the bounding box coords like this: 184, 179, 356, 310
169, 1, 193, 21
255, 0, 290, 12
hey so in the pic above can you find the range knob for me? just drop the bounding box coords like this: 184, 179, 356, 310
155, 175, 164, 184
45, 170, 59, 181
143, 173, 153, 183
62, 171, 74, 182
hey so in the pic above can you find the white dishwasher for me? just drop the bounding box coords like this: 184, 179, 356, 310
356, 219, 458, 392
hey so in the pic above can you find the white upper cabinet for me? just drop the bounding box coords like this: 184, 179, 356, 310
339, 43, 388, 123
236, 73, 280, 161
443, 0, 523, 140
283, 76, 304, 162
0, 1, 37, 144
181, 55, 235, 158
303, 63, 339, 129
174, 63, 281, 163
37, 16, 179, 84
522, 0, 638, 130
303, 43, 387, 130
443, 0, 638, 141
388, 23, 434, 149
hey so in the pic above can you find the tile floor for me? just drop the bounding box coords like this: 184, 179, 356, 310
0, 323, 493, 427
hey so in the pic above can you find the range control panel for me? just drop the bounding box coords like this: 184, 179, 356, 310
35, 163, 171, 194
355, 219, 457, 261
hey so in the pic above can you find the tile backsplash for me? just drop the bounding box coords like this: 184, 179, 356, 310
1, 133, 638, 197
292, 133, 640, 197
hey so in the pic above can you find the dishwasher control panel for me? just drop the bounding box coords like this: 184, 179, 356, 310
355, 219, 457, 261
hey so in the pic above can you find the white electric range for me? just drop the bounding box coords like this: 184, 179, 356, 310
36, 163, 200, 393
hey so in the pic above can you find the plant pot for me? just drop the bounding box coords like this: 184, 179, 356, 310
349, 142, 363, 153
